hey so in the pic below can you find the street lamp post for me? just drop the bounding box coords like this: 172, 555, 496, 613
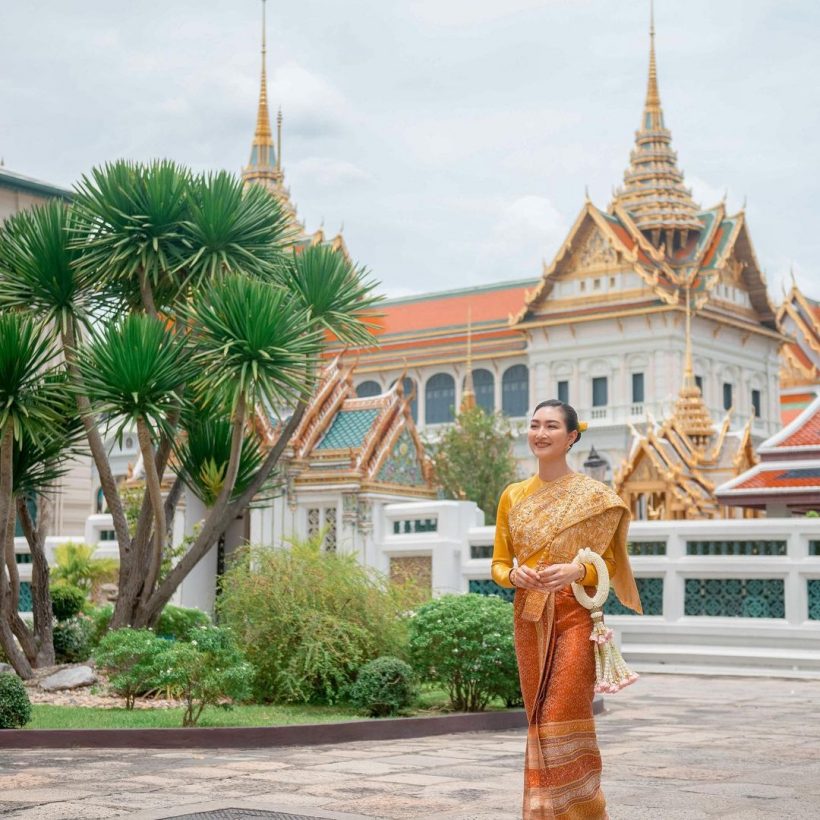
583, 445, 608, 484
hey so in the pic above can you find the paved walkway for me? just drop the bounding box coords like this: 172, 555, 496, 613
1, 674, 819, 819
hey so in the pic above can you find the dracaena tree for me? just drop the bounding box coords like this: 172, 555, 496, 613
0, 159, 381, 642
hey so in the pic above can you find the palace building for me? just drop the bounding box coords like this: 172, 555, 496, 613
338, 16, 786, 492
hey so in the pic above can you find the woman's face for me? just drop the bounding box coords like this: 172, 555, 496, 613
528, 405, 577, 460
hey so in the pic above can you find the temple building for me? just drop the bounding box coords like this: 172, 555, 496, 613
341, 14, 786, 487
717, 394, 820, 516
249, 356, 435, 558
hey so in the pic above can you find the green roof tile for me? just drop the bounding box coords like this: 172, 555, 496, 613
316, 409, 380, 450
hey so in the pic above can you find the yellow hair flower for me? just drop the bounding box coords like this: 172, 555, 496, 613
578, 421, 589, 432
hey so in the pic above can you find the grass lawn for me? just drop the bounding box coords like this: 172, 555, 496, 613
27, 686, 514, 729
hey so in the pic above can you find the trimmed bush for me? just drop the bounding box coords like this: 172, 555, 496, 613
408, 593, 518, 712
50, 584, 86, 621
94, 628, 167, 709
151, 625, 252, 726
347, 656, 415, 717
0, 672, 32, 729
53, 614, 94, 663
155, 604, 210, 641
218, 538, 412, 704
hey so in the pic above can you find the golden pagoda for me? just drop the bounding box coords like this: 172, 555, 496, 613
614, 292, 758, 520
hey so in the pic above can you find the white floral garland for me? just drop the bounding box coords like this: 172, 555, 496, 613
569, 547, 639, 694
570, 547, 609, 609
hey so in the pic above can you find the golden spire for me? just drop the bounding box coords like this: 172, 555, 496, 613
613, 2, 701, 253
276, 107, 283, 172
646, 0, 660, 109
671, 282, 713, 448
460, 307, 476, 413
242, 0, 282, 188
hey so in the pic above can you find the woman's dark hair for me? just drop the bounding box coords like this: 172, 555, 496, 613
531, 399, 582, 448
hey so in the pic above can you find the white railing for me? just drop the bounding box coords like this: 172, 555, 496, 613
461, 518, 820, 677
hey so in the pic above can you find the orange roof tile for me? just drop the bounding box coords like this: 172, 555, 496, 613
779, 406, 820, 448
730, 467, 820, 490
372, 280, 536, 337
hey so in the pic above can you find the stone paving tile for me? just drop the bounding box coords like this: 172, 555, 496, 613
2, 673, 820, 819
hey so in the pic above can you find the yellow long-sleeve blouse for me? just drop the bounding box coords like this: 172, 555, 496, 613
492, 474, 616, 589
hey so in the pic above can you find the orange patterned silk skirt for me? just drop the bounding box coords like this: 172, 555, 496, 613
514, 585, 607, 820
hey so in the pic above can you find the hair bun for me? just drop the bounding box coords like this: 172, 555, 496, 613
578, 421, 588, 432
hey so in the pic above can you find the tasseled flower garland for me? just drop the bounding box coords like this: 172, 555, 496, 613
571, 547, 639, 694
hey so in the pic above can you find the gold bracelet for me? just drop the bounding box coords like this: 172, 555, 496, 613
509, 567, 518, 587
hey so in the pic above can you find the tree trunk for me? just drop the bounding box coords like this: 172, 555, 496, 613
136, 417, 166, 603
17, 496, 55, 667
133, 401, 306, 628
0, 427, 33, 678
5, 511, 39, 664
61, 322, 133, 626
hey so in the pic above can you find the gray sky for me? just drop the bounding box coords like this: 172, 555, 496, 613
2, 1, 819, 300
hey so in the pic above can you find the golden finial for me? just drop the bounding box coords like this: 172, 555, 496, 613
276, 107, 283, 172
461, 306, 476, 413
646, 0, 660, 110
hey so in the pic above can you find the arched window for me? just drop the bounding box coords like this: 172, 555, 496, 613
425, 373, 455, 424
356, 380, 381, 398
391, 377, 418, 423
470, 369, 495, 414
502, 365, 529, 417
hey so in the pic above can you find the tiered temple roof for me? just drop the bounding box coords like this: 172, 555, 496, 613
776, 282, 820, 421
612, 9, 702, 248
716, 394, 820, 515
256, 357, 435, 497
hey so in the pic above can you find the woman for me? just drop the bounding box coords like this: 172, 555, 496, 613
492, 399, 642, 819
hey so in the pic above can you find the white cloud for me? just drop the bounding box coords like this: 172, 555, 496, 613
409, 0, 581, 26
291, 157, 372, 188
478, 195, 568, 275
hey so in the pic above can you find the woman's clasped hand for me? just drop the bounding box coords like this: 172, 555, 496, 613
512, 562, 583, 592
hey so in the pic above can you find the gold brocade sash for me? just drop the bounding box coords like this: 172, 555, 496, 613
508, 473, 643, 616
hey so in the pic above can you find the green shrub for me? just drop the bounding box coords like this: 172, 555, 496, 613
88, 603, 114, 646
408, 593, 518, 712
218, 538, 412, 704
94, 628, 168, 709
155, 604, 210, 641
151, 625, 252, 726
53, 615, 94, 663
347, 656, 415, 717
50, 584, 87, 621
0, 672, 31, 729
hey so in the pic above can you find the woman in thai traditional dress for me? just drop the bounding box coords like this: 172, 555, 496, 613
492, 399, 642, 820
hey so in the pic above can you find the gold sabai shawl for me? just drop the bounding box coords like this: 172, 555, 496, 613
508, 473, 642, 615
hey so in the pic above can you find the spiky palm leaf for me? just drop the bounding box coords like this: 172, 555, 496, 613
277, 244, 382, 347
12, 372, 88, 496
76, 313, 194, 441
183, 273, 323, 412
181, 172, 291, 290
71, 159, 191, 310
0, 313, 60, 442
0, 201, 95, 335
175, 416, 264, 507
